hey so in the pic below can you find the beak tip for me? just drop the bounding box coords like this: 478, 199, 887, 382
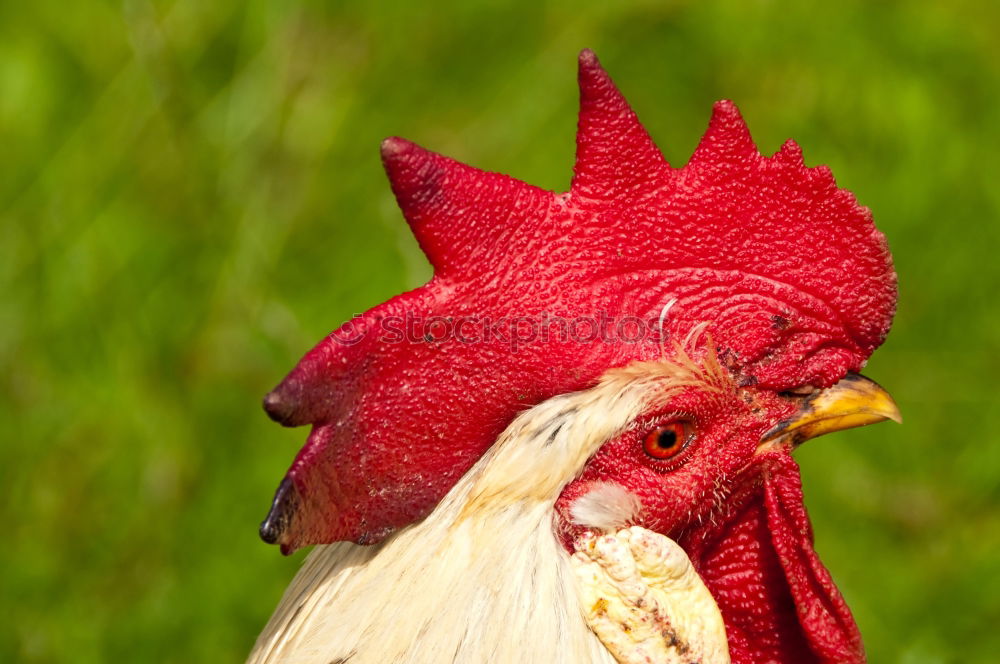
872, 382, 902, 424
888, 407, 903, 425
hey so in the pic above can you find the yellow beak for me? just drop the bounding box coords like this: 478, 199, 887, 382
759, 373, 901, 451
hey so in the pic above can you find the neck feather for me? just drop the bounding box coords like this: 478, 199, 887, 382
248, 356, 713, 664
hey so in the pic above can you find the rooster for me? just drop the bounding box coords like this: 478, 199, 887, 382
248, 50, 899, 664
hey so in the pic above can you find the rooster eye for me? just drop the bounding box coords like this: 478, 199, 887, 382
643, 421, 692, 460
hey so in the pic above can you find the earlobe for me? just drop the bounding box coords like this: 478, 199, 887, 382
567, 481, 643, 532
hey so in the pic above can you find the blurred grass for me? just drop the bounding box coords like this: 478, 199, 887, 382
2, 0, 998, 662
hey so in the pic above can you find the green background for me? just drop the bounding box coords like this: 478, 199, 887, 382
3, 1, 997, 662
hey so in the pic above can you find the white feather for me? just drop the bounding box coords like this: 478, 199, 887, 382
568, 482, 642, 532
248, 357, 718, 664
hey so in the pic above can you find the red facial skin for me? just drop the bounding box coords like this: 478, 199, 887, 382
556, 379, 864, 664
260, 50, 895, 559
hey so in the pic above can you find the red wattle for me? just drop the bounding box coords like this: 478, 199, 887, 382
765, 456, 865, 663
697, 454, 865, 664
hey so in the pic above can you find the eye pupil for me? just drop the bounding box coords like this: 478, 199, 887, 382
657, 429, 677, 449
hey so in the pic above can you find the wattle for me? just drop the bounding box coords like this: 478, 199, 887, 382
685, 454, 864, 664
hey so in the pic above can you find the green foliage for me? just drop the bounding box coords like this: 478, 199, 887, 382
2, 1, 997, 662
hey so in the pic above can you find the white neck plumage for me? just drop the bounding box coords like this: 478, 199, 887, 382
247, 359, 718, 664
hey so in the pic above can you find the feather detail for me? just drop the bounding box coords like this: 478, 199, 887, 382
568, 482, 643, 532
248, 356, 724, 664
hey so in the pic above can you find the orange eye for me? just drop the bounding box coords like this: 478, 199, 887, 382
643, 421, 691, 460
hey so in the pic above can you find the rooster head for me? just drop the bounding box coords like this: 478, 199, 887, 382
259, 50, 897, 663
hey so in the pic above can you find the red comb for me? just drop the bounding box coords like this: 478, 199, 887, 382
260, 50, 896, 553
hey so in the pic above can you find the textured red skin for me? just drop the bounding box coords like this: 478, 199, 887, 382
262, 50, 896, 554
553, 372, 866, 663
